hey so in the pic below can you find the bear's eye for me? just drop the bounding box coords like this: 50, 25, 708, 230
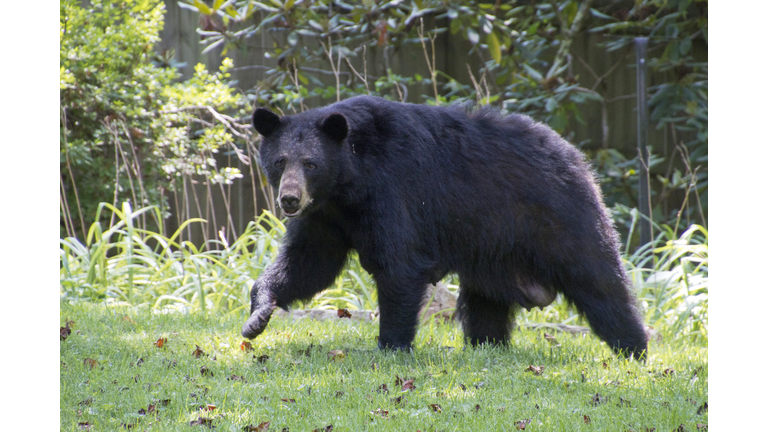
275, 158, 285, 169
303, 161, 317, 170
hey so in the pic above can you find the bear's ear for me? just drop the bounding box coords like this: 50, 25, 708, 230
320, 113, 349, 142
252, 108, 281, 137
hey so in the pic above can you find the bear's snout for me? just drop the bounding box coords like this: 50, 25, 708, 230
280, 194, 301, 215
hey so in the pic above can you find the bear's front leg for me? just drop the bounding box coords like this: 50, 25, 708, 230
241, 278, 278, 339
375, 275, 429, 351
241, 218, 350, 340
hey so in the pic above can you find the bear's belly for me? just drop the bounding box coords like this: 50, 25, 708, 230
518, 281, 557, 310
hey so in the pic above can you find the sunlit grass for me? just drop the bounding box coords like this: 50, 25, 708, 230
60, 301, 707, 431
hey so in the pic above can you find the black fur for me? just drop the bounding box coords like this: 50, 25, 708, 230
244, 96, 648, 360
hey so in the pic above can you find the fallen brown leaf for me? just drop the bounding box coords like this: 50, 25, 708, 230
401, 379, 415, 391
515, 419, 531, 430
83, 358, 99, 369
525, 365, 544, 375
327, 350, 345, 361
155, 337, 167, 348
280, 398, 296, 403
697, 402, 708, 415
189, 416, 213, 427
370, 408, 389, 419
200, 366, 213, 377
337, 309, 352, 319
241, 341, 254, 352
243, 422, 270, 431
473, 404, 481, 413
583, 414, 591, 424
192, 345, 206, 358
229, 374, 246, 382
376, 384, 389, 393
206, 404, 217, 411
428, 403, 442, 413
61, 321, 73, 341
394, 375, 403, 386
544, 332, 561, 346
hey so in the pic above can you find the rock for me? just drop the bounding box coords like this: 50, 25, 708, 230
419, 282, 458, 322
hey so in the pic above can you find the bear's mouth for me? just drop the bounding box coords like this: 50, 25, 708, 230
283, 209, 301, 217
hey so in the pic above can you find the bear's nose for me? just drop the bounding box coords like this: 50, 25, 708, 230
280, 194, 301, 214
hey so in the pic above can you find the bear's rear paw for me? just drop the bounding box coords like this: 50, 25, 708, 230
377, 341, 413, 352
241, 306, 275, 339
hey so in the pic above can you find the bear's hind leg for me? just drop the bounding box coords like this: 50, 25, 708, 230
457, 289, 512, 346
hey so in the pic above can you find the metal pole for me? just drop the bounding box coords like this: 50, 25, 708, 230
635, 37, 652, 247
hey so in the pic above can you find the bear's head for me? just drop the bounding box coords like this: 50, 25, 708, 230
252, 108, 349, 217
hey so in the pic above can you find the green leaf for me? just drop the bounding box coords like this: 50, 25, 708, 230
450, 18, 462, 34
563, 1, 578, 26
287, 32, 299, 47
467, 28, 479, 45
545, 97, 558, 112
251, 1, 280, 13
680, 37, 692, 55
590, 8, 617, 21
193, 0, 212, 15
522, 63, 543, 82
212, 0, 231, 10
487, 32, 501, 64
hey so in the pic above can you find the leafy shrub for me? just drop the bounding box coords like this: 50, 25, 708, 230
60, 203, 376, 314
61, 202, 707, 340
60, 0, 250, 240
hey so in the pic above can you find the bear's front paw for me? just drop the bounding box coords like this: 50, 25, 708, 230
241, 306, 276, 339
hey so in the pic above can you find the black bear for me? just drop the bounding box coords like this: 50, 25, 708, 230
242, 95, 648, 359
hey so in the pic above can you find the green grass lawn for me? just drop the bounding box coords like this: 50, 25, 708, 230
60, 301, 707, 431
